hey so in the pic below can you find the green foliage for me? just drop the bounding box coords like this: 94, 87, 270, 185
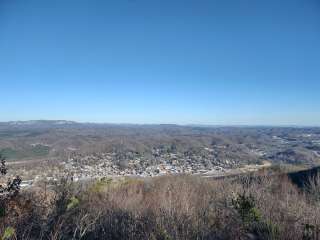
232, 193, 261, 224
31, 144, 50, 156
156, 229, 173, 240
90, 177, 113, 192
303, 223, 316, 240
100, 177, 113, 185
232, 193, 281, 239
121, 177, 143, 186
67, 196, 80, 210
0, 148, 18, 160
0, 145, 49, 160
0, 154, 21, 219
0, 205, 5, 218
89, 177, 142, 194
1, 227, 15, 240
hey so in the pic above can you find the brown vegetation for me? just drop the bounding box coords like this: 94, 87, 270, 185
1, 171, 320, 240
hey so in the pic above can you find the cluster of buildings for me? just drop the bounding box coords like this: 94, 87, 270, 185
15, 133, 320, 187
59, 150, 229, 181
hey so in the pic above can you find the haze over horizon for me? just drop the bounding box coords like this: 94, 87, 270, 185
1, 0, 319, 125
1, 119, 319, 128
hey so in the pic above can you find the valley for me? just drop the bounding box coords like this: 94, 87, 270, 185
1, 121, 319, 185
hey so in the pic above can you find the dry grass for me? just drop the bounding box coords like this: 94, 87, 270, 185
1, 173, 320, 240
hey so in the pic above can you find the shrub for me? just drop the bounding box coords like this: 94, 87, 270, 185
1, 227, 15, 240
1, 172, 320, 239
232, 193, 261, 224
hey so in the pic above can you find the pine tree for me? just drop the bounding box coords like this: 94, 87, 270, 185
0, 154, 21, 217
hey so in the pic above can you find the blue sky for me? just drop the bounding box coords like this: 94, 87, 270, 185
1, 0, 319, 125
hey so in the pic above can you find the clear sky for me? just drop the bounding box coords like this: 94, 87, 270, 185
1, 0, 319, 125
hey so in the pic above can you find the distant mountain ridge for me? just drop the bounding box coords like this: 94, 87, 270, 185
0, 121, 319, 167
6, 120, 77, 126
0, 120, 319, 128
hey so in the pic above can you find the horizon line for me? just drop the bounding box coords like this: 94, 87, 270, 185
1, 119, 320, 128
